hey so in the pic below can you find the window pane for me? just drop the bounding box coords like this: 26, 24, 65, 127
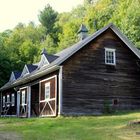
105, 49, 115, 65
3, 96, 5, 107
7, 95, 10, 103
12, 94, 15, 106
45, 82, 50, 99
22, 91, 25, 105
7, 95, 10, 107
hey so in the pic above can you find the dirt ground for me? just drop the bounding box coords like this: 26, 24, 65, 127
0, 132, 22, 140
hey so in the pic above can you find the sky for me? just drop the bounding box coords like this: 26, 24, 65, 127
0, 0, 84, 32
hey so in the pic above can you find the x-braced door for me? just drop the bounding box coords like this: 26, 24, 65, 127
39, 76, 57, 117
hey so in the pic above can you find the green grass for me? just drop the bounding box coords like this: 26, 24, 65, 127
0, 111, 140, 140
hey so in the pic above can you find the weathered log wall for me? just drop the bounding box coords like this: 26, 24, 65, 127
62, 29, 140, 115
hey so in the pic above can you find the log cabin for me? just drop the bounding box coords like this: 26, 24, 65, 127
0, 23, 140, 118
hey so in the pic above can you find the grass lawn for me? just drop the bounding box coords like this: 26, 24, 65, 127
0, 111, 140, 140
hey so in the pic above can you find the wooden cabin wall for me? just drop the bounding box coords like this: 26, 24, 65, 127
62, 29, 140, 115
1, 89, 17, 116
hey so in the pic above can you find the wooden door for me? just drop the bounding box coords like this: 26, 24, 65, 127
39, 76, 57, 117
19, 88, 28, 117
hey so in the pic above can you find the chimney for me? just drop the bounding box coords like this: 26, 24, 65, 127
78, 24, 88, 41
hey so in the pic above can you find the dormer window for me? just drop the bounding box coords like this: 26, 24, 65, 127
38, 48, 58, 68
105, 48, 116, 65
21, 65, 29, 77
9, 71, 21, 82
38, 54, 49, 68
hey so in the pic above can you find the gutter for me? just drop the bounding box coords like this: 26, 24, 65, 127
0, 65, 60, 91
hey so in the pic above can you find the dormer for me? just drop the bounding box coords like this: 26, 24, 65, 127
9, 71, 21, 82
20, 65, 30, 77
38, 48, 58, 68
9, 72, 16, 82
38, 48, 49, 68
21, 64, 38, 77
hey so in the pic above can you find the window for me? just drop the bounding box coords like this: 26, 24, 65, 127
3, 96, 5, 107
11, 94, 15, 106
45, 82, 50, 99
113, 99, 119, 106
105, 48, 116, 65
7, 94, 10, 107
22, 90, 26, 105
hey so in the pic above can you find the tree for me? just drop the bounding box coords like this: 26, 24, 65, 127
38, 4, 58, 35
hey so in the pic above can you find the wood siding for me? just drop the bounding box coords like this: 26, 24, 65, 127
62, 29, 140, 115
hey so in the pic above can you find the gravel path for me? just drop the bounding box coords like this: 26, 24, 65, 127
0, 132, 23, 140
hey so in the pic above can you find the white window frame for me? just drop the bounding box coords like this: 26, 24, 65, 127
11, 93, 15, 106
3, 96, 5, 107
7, 94, 10, 107
45, 82, 50, 99
105, 48, 116, 65
22, 90, 26, 105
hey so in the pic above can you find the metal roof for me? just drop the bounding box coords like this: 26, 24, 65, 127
13, 71, 21, 79
26, 64, 38, 73
1, 23, 140, 91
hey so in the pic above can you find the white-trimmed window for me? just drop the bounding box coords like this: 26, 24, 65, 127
22, 90, 26, 105
105, 48, 116, 65
7, 94, 10, 107
3, 96, 5, 107
11, 94, 15, 106
45, 82, 50, 99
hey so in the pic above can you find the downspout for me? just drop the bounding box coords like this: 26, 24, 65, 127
58, 66, 63, 116
17, 91, 20, 117
0, 92, 2, 117
27, 86, 31, 118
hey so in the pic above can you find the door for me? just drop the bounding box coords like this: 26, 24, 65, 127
39, 75, 57, 117
19, 87, 28, 117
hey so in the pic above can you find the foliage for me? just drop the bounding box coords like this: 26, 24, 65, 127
38, 4, 58, 35
0, 0, 140, 86
0, 111, 140, 140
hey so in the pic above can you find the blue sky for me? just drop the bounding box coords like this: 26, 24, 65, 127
0, 0, 83, 32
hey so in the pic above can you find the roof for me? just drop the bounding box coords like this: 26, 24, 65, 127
40, 48, 58, 63
26, 64, 38, 73
13, 71, 21, 79
1, 23, 140, 91
44, 54, 58, 63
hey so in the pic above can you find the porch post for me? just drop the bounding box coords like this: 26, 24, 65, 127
58, 66, 63, 115
27, 86, 31, 118
17, 91, 20, 117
